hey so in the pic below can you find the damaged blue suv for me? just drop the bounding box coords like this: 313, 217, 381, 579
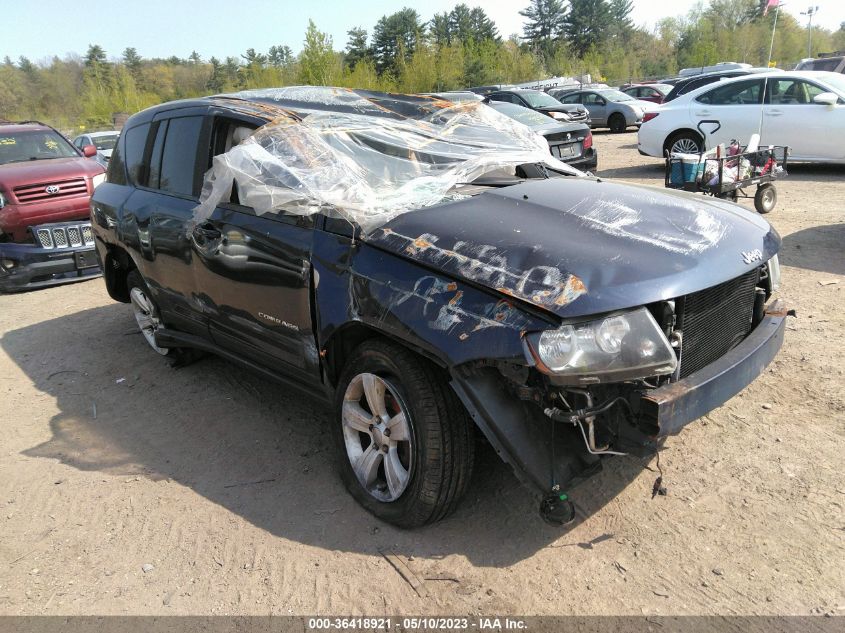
90, 87, 786, 527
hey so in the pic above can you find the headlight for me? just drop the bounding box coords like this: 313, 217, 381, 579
92, 173, 106, 189
549, 111, 570, 121
524, 307, 677, 383
767, 254, 781, 291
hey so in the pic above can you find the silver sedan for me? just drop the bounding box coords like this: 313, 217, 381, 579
557, 89, 654, 133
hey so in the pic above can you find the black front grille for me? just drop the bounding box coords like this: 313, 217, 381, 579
677, 270, 760, 378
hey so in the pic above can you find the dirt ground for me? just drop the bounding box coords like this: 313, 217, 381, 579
0, 132, 843, 617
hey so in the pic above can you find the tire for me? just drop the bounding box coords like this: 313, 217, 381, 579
665, 131, 703, 155
608, 113, 627, 134
127, 270, 171, 356
754, 183, 777, 214
332, 339, 474, 528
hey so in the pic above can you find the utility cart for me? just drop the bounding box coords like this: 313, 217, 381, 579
664, 122, 788, 214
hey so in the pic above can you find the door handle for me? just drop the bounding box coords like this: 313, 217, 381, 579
694, 110, 712, 116
192, 222, 222, 244
766, 110, 783, 116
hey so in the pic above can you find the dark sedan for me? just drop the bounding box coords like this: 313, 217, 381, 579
486, 88, 591, 125
487, 101, 596, 170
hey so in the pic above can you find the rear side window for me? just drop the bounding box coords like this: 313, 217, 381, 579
106, 135, 127, 185
158, 116, 203, 197
696, 79, 763, 105
123, 123, 151, 186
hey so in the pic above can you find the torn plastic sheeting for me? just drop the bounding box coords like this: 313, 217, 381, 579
194, 96, 577, 234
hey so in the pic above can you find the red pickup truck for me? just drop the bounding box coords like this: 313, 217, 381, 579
0, 121, 106, 292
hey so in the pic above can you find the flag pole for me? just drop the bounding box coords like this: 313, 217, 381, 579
767, 2, 781, 67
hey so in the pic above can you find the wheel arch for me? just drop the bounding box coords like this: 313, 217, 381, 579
663, 128, 704, 154
321, 321, 448, 389
102, 243, 137, 303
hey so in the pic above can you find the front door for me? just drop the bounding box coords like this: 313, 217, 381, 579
190, 114, 321, 380
762, 78, 845, 161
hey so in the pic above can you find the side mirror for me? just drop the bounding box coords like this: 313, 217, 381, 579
813, 92, 838, 106
82, 144, 97, 158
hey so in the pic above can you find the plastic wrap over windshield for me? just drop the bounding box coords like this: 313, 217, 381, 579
194, 87, 579, 233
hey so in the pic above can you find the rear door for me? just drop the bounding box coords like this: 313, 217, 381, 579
690, 78, 764, 149
190, 111, 322, 381
118, 107, 210, 336
762, 77, 845, 160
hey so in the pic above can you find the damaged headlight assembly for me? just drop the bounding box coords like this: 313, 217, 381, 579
524, 307, 677, 383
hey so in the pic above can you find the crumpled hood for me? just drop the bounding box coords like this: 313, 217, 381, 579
0, 156, 103, 190
368, 177, 780, 319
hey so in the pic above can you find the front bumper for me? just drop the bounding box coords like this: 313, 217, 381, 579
0, 240, 101, 292
451, 299, 786, 499
639, 299, 787, 436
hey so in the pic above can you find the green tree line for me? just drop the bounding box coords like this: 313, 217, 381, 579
1, 0, 843, 131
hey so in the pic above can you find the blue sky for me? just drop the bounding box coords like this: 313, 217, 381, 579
3, 0, 843, 62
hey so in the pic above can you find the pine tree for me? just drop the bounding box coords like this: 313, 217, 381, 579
607, 0, 634, 41
345, 28, 370, 70
430, 13, 451, 46
519, 0, 567, 61
469, 7, 500, 42
372, 8, 425, 75
207, 57, 224, 92
268, 45, 293, 68
563, 0, 612, 57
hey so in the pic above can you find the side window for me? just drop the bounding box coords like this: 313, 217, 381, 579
147, 121, 167, 189
209, 117, 258, 206
123, 123, 151, 186
768, 79, 827, 104
584, 93, 605, 106
157, 116, 204, 197
697, 79, 762, 105
561, 94, 580, 104
106, 134, 127, 185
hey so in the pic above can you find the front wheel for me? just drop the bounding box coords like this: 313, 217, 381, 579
754, 183, 777, 214
608, 113, 627, 134
332, 339, 474, 528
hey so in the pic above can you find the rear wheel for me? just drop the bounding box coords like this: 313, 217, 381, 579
754, 183, 777, 214
608, 113, 627, 134
332, 339, 474, 528
127, 270, 170, 356
665, 131, 703, 155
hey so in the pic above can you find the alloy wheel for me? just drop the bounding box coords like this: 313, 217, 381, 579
129, 287, 169, 355
671, 136, 701, 154
341, 373, 414, 502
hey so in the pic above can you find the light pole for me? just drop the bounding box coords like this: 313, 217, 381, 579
800, 5, 820, 58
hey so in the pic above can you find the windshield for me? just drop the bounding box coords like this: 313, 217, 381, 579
820, 73, 845, 96
597, 90, 636, 102
91, 134, 118, 150
0, 130, 78, 165
520, 91, 564, 108
489, 102, 553, 127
